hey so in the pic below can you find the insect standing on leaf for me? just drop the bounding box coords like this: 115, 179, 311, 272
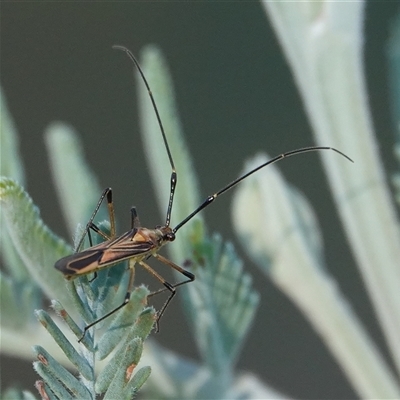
55, 45, 353, 340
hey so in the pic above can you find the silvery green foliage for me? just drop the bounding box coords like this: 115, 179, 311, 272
33, 284, 154, 400
2, 388, 37, 400
0, 176, 154, 399
0, 47, 266, 398
6, 5, 398, 395
230, 2, 400, 399
387, 12, 400, 206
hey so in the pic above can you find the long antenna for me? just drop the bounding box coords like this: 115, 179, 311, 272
173, 146, 353, 233
113, 46, 353, 236
113, 45, 177, 227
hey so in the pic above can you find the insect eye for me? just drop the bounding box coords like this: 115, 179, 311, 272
166, 232, 175, 242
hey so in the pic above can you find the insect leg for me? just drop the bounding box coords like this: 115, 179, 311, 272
138, 260, 177, 331
78, 259, 136, 342
148, 253, 195, 295
87, 222, 111, 241
140, 255, 195, 331
75, 187, 116, 252
130, 206, 141, 229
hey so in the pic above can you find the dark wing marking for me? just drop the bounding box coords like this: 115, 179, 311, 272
55, 229, 156, 277
55, 249, 104, 276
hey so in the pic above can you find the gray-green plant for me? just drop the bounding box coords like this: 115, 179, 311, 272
0, 46, 263, 400
1, 2, 400, 399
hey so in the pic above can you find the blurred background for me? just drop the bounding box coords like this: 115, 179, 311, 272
1, 2, 399, 398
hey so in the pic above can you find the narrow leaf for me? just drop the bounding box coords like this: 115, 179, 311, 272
33, 362, 74, 400
0, 178, 72, 306
0, 88, 25, 184
96, 286, 149, 360
232, 153, 400, 398
185, 234, 259, 371
0, 271, 41, 329
35, 310, 93, 381
96, 337, 143, 394
33, 346, 91, 399
45, 123, 102, 238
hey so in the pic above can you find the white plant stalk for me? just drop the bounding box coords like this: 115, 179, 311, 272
263, 0, 400, 374
232, 154, 400, 398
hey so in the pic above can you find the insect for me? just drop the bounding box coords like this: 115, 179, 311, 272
55, 45, 353, 340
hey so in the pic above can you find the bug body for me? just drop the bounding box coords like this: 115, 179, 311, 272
55, 45, 353, 340
55, 226, 174, 278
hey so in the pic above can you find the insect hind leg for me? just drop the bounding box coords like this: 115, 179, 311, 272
79, 254, 193, 339
149, 253, 195, 294
141, 254, 195, 331
138, 259, 179, 332
78, 260, 136, 342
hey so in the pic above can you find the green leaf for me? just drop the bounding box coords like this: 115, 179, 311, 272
0, 178, 72, 306
35, 277, 153, 399
387, 14, 400, 207
0, 226, 29, 280
0, 87, 25, 184
0, 87, 29, 280
96, 286, 151, 360
121, 365, 152, 398
99, 337, 149, 399
35, 311, 94, 381
264, 3, 400, 385
185, 234, 259, 371
142, 340, 251, 400
33, 346, 91, 399
2, 388, 38, 400
387, 12, 400, 143
34, 381, 58, 400
392, 143, 400, 207
232, 152, 400, 398
141, 341, 210, 399
45, 123, 103, 238
0, 271, 41, 329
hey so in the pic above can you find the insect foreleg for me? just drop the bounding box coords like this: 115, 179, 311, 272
87, 222, 111, 241
80, 222, 110, 284
130, 206, 141, 229
75, 187, 116, 252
